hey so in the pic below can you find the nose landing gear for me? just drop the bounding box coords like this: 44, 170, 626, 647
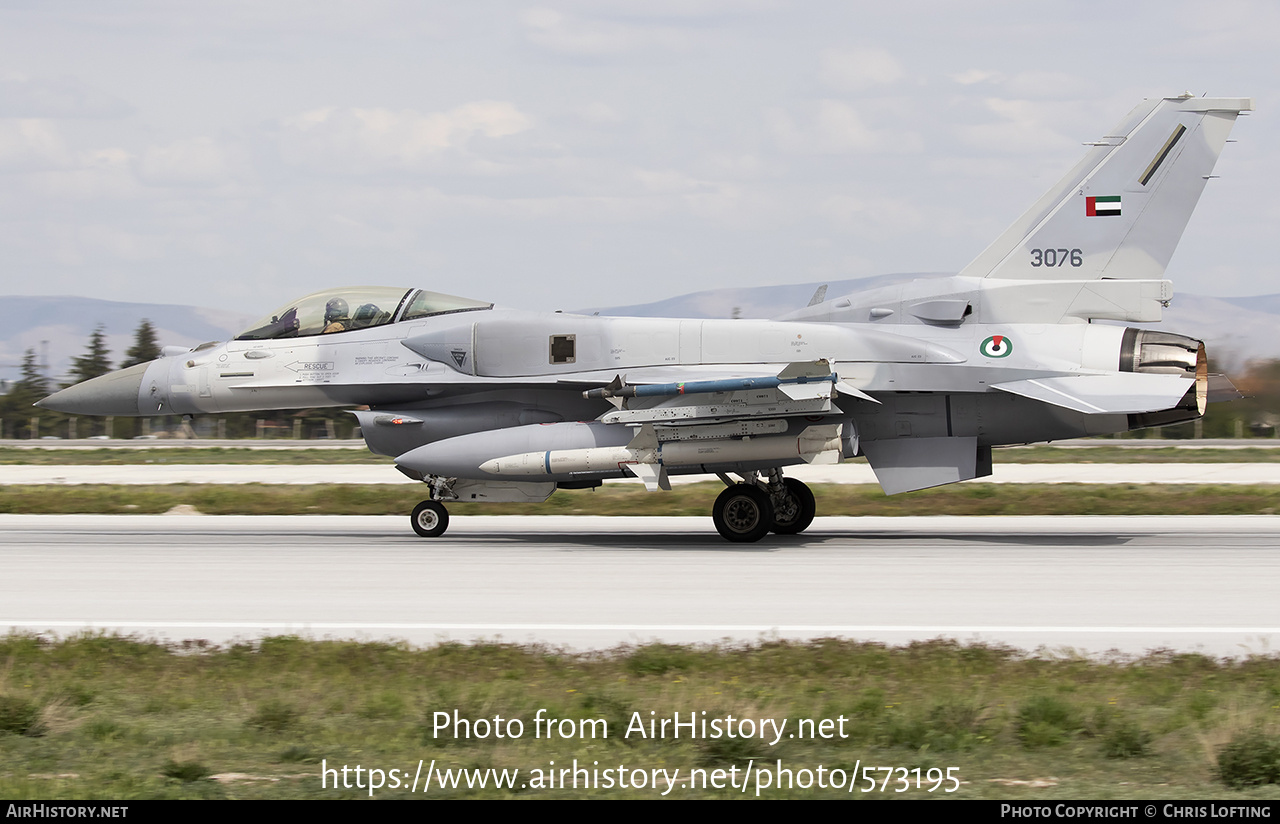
410, 500, 449, 538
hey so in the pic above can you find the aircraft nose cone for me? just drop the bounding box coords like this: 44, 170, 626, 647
36, 361, 151, 415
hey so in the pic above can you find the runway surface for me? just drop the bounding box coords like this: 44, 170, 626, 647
8, 462, 1280, 484
4, 514, 1279, 657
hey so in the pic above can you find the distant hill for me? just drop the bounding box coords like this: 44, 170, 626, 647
1217, 294, 1280, 316
4, 276, 1275, 385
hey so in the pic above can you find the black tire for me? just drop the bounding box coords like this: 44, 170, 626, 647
712, 484, 773, 543
770, 478, 816, 535
410, 500, 449, 538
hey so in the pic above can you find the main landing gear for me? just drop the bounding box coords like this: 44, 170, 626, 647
712, 469, 816, 543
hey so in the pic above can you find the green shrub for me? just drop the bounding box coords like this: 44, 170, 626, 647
1217, 730, 1280, 788
161, 760, 211, 782
1016, 696, 1081, 749
247, 699, 301, 733
625, 644, 699, 676
85, 717, 122, 741
0, 695, 41, 736
1102, 719, 1152, 758
278, 745, 318, 763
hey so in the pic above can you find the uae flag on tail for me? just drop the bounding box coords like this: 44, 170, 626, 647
1086, 195, 1121, 217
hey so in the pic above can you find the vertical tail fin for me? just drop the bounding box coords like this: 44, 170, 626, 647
959, 95, 1252, 282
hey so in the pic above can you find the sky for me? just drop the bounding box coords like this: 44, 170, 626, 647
0, 0, 1276, 317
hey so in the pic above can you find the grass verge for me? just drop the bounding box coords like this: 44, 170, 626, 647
2, 634, 1280, 799
1, 482, 1280, 516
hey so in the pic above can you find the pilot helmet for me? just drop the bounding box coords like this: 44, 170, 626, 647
324, 297, 349, 323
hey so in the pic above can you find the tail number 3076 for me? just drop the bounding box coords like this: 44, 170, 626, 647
1030, 248, 1083, 267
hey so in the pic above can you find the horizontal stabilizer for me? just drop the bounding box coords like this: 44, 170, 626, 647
861, 436, 991, 495
992, 373, 1192, 415
1207, 374, 1242, 404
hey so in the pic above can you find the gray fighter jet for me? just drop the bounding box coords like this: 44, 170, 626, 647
39, 94, 1251, 542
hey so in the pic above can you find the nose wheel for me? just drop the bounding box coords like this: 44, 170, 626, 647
411, 500, 450, 538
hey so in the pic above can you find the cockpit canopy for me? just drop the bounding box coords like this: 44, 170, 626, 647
236, 287, 492, 340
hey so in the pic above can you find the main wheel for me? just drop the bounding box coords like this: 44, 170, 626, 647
770, 478, 816, 535
410, 500, 449, 538
712, 484, 773, 543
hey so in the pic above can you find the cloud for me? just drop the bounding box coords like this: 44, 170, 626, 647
948, 69, 1089, 99
137, 137, 235, 187
950, 69, 1002, 86
818, 193, 923, 237
1172, 0, 1280, 49
277, 102, 533, 174
768, 100, 921, 154
0, 75, 133, 119
996, 72, 1091, 99
631, 168, 717, 195
569, 102, 626, 125
520, 7, 692, 57
39, 223, 167, 266
23, 148, 141, 201
0, 119, 71, 171
954, 98, 1078, 154
819, 48, 904, 91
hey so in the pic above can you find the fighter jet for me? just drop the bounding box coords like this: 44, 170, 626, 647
39, 94, 1251, 542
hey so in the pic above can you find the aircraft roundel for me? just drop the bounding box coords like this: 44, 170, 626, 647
980, 334, 1013, 358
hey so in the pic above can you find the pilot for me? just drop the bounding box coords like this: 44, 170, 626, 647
351, 302, 384, 328
322, 297, 350, 333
